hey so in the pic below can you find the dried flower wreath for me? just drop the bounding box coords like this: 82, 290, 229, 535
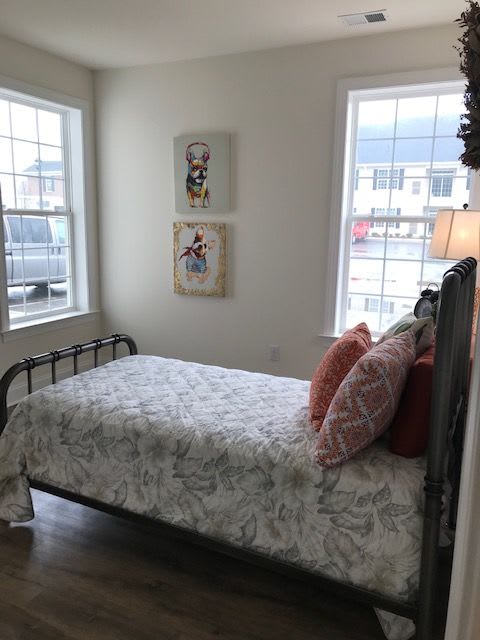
457, 1, 480, 169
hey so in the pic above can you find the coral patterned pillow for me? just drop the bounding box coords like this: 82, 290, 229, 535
309, 323, 372, 431
315, 330, 416, 468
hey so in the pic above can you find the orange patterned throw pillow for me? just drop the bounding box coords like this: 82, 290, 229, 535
309, 323, 372, 431
315, 330, 416, 469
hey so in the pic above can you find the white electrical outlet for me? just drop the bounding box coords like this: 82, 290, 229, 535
269, 345, 280, 361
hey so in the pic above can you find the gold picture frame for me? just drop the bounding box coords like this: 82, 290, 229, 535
173, 222, 226, 296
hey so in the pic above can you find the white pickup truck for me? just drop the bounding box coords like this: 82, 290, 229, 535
3, 214, 67, 288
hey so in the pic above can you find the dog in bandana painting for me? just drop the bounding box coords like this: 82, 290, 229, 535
179, 226, 216, 284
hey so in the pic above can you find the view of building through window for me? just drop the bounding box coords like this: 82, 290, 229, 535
343, 89, 464, 333
0, 95, 73, 322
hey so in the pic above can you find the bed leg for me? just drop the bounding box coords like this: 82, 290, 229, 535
416, 477, 443, 640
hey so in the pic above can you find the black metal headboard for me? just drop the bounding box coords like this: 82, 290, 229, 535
0, 333, 137, 436
417, 257, 476, 636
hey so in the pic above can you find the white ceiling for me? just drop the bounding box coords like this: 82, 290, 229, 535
0, 0, 465, 70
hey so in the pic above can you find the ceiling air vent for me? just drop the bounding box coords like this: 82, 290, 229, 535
339, 10, 387, 26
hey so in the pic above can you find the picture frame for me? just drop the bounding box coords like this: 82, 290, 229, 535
173, 222, 226, 297
174, 133, 230, 214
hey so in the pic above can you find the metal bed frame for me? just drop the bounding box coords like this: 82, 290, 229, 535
0, 258, 477, 640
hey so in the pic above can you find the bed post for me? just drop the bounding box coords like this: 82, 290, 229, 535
416, 259, 476, 640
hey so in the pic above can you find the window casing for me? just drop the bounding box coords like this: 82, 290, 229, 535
325, 71, 466, 336
0, 79, 94, 334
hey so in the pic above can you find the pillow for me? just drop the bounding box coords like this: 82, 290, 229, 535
389, 344, 435, 458
376, 312, 433, 357
315, 330, 416, 469
309, 323, 372, 431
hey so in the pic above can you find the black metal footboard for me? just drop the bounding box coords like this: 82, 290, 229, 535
0, 333, 137, 435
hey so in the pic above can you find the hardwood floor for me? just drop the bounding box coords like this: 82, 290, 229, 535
0, 490, 451, 640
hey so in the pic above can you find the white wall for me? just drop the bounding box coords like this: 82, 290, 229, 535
0, 35, 101, 386
95, 24, 460, 380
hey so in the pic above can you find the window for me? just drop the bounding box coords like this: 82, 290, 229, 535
43, 177, 55, 193
0, 80, 94, 331
430, 169, 455, 197
326, 73, 465, 336
373, 168, 404, 190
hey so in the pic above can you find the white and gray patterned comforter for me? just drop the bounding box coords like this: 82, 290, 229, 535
0, 355, 425, 639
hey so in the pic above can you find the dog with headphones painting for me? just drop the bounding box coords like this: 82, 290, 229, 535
174, 134, 230, 214
185, 142, 210, 208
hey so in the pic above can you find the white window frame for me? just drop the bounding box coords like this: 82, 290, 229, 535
324, 68, 466, 337
0, 75, 98, 341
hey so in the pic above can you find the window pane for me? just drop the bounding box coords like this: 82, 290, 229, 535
15, 176, 42, 210
353, 181, 390, 213
432, 137, 463, 163
6, 215, 71, 320
379, 297, 418, 331
357, 100, 396, 139
12, 139, 39, 175
396, 96, 436, 138
393, 138, 433, 166
385, 233, 425, 261
0, 100, 10, 137
346, 294, 381, 332
436, 94, 463, 136
21, 216, 50, 245
22, 247, 50, 283
383, 260, 422, 298
422, 260, 455, 287
0, 174, 16, 209
356, 139, 393, 165
39, 144, 63, 178
38, 109, 62, 146
0, 137, 13, 173
52, 216, 67, 244
10, 103, 38, 143
348, 258, 383, 295
41, 179, 65, 211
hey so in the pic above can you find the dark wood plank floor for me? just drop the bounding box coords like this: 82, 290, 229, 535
0, 490, 451, 640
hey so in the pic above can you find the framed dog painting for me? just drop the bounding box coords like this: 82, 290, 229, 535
174, 133, 230, 214
173, 222, 226, 296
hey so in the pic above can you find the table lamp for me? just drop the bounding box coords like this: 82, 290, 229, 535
428, 206, 480, 333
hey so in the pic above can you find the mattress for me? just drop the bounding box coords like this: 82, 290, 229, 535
0, 355, 425, 637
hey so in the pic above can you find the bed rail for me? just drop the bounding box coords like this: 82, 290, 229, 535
0, 333, 137, 435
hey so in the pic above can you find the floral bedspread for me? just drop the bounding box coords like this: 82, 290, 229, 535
0, 355, 425, 639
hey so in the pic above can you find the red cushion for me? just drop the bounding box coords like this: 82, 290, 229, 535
309, 323, 372, 431
389, 344, 435, 458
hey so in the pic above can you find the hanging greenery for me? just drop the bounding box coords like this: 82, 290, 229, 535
457, 1, 480, 170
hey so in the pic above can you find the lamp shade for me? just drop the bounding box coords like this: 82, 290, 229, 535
428, 209, 480, 260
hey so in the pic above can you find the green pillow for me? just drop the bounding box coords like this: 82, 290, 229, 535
376, 312, 434, 357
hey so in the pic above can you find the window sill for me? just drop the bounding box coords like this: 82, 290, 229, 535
1, 310, 100, 343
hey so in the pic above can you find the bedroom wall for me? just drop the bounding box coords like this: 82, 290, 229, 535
0, 35, 101, 383
95, 24, 460, 380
